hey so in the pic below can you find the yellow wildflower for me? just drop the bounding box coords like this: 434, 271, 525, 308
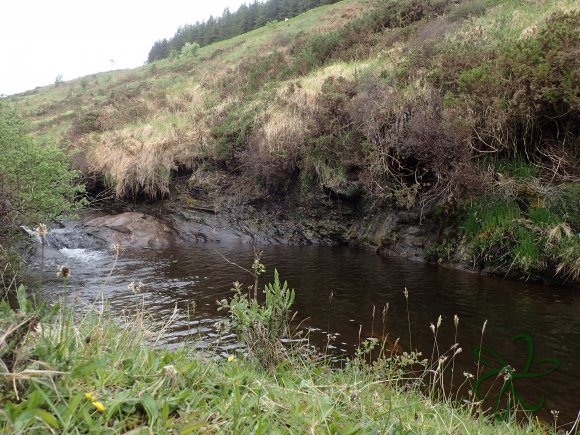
84, 392, 96, 401
227, 355, 236, 362
93, 401, 106, 413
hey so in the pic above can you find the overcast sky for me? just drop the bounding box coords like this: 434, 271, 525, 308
1, 0, 248, 96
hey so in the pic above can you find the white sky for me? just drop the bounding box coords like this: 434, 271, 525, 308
0, 0, 248, 96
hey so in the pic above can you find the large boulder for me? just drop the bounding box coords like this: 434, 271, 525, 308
83, 212, 177, 248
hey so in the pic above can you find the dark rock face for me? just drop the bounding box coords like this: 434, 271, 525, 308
60, 191, 437, 263
347, 209, 436, 261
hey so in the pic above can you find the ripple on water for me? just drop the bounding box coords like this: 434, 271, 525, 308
28, 242, 580, 424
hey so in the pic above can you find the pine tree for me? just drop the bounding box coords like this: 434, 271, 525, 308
146, 0, 342, 62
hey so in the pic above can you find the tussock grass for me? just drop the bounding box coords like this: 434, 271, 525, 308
257, 109, 306, 156
298, 61, 372, 92
84, 124, 203, 198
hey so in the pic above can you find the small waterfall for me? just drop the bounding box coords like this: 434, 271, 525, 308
21, 225, 67, 249
44, 232, 66, 250
21, 226, 42, 243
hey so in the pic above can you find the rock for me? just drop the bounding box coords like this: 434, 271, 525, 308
83, 212, 177, 248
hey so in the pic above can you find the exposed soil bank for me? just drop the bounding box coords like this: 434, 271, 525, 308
76, 171, 577, 289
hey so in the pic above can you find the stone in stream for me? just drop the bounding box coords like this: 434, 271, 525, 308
83, 212, 178, 249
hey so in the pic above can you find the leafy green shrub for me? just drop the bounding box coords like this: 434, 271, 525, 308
218, 270, 296, 368
0, 105, 85, 282
0, 107, 84, 227
245, 50, 288, 91
179, 41, 200, 58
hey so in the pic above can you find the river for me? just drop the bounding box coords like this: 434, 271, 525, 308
25, 236, 580, 426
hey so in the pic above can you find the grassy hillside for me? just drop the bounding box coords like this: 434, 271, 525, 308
6, 0, 579, 282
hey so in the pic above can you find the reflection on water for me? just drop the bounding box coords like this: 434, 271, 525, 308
29, 241, 580, 424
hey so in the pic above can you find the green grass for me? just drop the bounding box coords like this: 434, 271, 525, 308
459, 189, 580, 280
1, 284, 563, 434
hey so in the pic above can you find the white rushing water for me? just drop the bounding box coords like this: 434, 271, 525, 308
59, 248, 106, 263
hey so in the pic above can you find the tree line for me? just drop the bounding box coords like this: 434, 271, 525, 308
147, 0, 340, 62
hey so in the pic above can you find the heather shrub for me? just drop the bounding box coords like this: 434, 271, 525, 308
211, 97, 266, 163
301, 77, 365, 193
349, 77, 484, 209
396, 95, 481, 207
438, 9, 579, 169
239, 109, 304, 191
67, 111, 103, 139
447, 0, 488, 22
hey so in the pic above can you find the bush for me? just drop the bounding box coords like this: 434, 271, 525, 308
179, 41, 200, 58
218, 270, 296, 368
349, 79, 484, 209
68, 111, 103, 138
0, 107, 84, 228
303, 77, 364, 185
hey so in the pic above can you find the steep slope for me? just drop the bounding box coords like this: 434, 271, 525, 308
7, 0, 579, 283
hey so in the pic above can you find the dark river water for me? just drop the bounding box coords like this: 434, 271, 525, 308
27, 240, 580, 426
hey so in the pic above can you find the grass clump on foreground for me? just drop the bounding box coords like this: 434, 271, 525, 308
1, 277, 566, 434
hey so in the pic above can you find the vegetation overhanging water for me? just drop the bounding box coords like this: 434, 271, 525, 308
24, 240, 580, 428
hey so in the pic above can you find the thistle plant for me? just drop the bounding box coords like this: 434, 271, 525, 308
56, 264, 72, 344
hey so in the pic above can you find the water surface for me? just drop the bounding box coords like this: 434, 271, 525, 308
29, 241, 580, 425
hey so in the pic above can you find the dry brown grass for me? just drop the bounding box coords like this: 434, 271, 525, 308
318, 2, 368, 32
83, 121, 211, 197
239, 104, 306, 189
260, 109, 306, 155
